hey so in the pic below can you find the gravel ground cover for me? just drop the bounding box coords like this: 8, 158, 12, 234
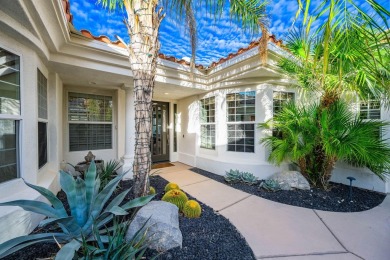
5, 175, 255, 260
190, 168, 386, 212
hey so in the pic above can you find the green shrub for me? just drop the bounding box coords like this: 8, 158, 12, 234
162, 189, 188, 211
0, 161, 154, 259
183, 200, 202, 218
99, 160, 121, 190
79, 217, 151, 259
260, 101, 390, 189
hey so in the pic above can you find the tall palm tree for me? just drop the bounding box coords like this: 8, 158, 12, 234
270, 0, 390, 188
287, 0, 390, 105
98, 0, 268, 197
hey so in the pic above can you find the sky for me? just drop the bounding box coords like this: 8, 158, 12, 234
70, 0, 390, 66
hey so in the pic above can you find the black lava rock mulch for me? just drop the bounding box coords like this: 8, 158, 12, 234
5, 176, 255, 260
190, 167, 386, 212
146, 176, 255, 260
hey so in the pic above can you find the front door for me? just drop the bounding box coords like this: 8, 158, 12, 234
151, 102, 169, 162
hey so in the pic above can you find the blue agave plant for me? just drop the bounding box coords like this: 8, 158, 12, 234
0, 161, 154, 259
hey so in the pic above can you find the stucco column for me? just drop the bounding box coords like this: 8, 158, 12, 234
121, 87, 135, 179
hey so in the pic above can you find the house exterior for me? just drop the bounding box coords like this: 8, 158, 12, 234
0, 0, 389, 243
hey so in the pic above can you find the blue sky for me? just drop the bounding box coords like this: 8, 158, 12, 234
70, 0, 389, 65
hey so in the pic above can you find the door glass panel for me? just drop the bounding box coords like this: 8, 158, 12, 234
151, 102, 169, 162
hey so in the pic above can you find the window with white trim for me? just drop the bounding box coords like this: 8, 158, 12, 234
273, 91, 295, 138
273, 91, 294, 115
359, 99, 380, 120
0, 47, 20, 183
359, 98, 382, 139
68, 92, 113, 151
227, 91, 255, 153
200, 97, 215, 149
38, 70, 47, 168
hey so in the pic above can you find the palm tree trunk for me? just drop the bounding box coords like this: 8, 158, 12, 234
123, 0, 164, 197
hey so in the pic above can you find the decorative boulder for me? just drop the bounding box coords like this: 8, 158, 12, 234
267, 171, 310, 190
126, 201, 182, 252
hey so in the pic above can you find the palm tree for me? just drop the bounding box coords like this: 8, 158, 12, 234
271, 1, 390, 188
285, 0, 390, 105
97, 0, 268, 197
260, 101, 390, 189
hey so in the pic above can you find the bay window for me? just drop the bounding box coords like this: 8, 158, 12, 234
226, 91, 255, 153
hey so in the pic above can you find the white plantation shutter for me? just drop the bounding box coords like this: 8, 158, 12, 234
68, 93, 113, 151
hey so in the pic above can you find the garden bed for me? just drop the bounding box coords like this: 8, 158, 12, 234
190, 168, 386, 212
5, 176, 255, 260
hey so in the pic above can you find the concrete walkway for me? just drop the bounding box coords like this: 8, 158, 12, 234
153, 163, 390, 260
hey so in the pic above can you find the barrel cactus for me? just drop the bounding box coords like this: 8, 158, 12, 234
183, 200, 202, 218
149, 186, 156, 195
164, 182, 180, 192
162, 189, 188, 211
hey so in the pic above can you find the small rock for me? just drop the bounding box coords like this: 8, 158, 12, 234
126, 201, 182, 252
266, 171, 310, 190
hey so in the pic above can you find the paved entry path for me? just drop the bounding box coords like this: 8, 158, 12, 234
152, 163, 390, 260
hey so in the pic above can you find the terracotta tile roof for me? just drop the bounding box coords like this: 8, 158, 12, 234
62, 0, 73, 24
62, 0, 283, 71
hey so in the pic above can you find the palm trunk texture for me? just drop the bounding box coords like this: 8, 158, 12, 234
124, 0, 164, 197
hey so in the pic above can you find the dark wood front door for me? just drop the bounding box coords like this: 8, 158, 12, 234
151, 102, 169, 162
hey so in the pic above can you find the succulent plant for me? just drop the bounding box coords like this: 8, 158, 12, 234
225, 169, 258, 185
224, 169, 242, 183
149, 186, 156, 195
240, 172, 259, 185
162, 189, 188, 211
183, 200, 202, 218
260, 179, 282, 192
164, 182, 180, 192
0, 161, 154, 259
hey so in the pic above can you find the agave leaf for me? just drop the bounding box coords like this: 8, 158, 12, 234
55, 239, 81, 260
95, 194, 153, 231
75, 178, 88, 226
38, 216, 73, 228
107, 206, 128, 216
104, 188, 131, 213
94, 177, 101, 200
121, 195, 154, 211
23, 181, 68, 217
56, 216, 82, 236
2, 238, 58, 257
85, 161, 97, 213
0, 233, 68, 258
82, 173, 125, 231
0, 200, 60, 218
60, 170, 78, 220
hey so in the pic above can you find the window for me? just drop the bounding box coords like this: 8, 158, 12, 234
0, 47, 20, 183
273, 91, 294, 115
200, 97, 215, 149
273, 91, 295, 138
227, 91, 255, 153
38, 70, 48, 168
68, 93, 113, 151
360, 98, 382, 139
359, 99, 380, 120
